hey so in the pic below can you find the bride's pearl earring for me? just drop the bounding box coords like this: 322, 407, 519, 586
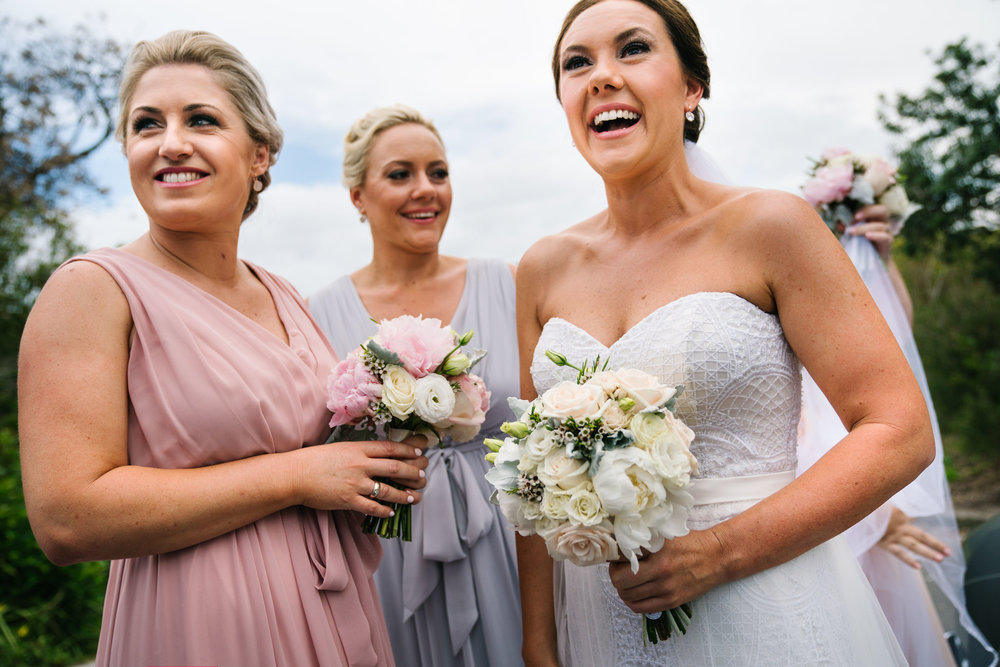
252, 178, 263, 192
685, 109, 695, 122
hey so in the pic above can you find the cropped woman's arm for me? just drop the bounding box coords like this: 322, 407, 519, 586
19, 261, 426, 565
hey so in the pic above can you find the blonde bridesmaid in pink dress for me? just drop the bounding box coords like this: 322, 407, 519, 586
17, 30, 427, 667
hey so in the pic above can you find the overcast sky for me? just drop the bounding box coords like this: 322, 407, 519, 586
7, 0, 999, 295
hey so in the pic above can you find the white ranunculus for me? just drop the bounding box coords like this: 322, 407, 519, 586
592, 446, 658, 514
615, 369, 677, 410
545, 520, 620, 566
537, 450, 591, 490
629, 412, 669, 447
413, 374, 456, 423
566, 486, 607, 526
540, 487, 573, 520
381, 365, 417, 419
539, 381, 606, 420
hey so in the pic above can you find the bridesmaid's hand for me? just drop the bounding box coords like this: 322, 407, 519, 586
876, 505, 951, 569
608, 529, 726, 613
847, 204, 895, 262
288, 439, 428, 517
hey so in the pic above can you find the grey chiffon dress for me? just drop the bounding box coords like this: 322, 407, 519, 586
310, 257, 523, 667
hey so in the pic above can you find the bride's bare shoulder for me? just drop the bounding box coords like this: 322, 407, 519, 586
518, 210, 606, 276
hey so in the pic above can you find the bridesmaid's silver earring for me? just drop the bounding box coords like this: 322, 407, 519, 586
359, 211, 367, 224
685, 110, 695, 122
252, 178, 263, 192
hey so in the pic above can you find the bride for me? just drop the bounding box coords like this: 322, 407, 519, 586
514, 0, 935, 664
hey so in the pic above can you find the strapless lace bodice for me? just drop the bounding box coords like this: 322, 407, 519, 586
532, 292, 801, 481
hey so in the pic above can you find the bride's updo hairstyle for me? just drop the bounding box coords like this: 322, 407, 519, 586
116, 30, 283, 220
551, 0, 711, 143
341, 104, 445, 189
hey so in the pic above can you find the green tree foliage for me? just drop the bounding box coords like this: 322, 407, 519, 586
0, 16, 125, 412
881, 40, 1000, 458
0, 17, 125, 665
880, 39, 1000, 287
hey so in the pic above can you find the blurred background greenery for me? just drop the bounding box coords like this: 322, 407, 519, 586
0, 15, 997, 667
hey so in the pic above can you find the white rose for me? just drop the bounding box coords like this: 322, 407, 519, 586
566, 486, 607, 526
533, 515, 563, 540
597, 399, 630, 430
545, 520, 620, 566
381, 365, 417, 419
645, 412, 699, 483
540, 487, 573, 520
879, 185, 913, 219
592, 446, 663, 514
539, 381, 605, 420
412, 374, 456, 423
586, 371, 622, 395
537, 451, 591, 490
615, 369, 677, 410
523, 427, 559, 461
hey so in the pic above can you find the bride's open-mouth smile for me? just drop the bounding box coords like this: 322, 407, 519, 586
589, 105, 641, 138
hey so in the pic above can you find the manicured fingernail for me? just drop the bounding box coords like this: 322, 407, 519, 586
388, 510, 395, 517
407, 495, 415, 504
419, 470, 426, 479
414, 448, 423, 456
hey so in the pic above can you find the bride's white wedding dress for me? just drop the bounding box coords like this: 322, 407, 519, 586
531, 292, 906, 666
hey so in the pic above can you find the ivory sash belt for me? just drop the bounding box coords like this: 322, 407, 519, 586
689, 470, 796, 506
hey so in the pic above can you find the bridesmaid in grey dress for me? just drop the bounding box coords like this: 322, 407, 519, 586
310, 105, 523, 667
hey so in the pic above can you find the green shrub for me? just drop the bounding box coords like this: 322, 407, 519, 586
0, 426, 107, 666
898, 252, 1000, 459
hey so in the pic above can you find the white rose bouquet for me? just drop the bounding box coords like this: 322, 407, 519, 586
326, 315, 489, 539
801, 148, 919, 235
485, 351, 698, 644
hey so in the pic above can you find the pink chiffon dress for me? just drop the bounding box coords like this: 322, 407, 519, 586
72, 248, 394, 667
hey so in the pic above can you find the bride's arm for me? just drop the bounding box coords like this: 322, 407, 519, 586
514, 243, 560, 667
609, 192, 934, 612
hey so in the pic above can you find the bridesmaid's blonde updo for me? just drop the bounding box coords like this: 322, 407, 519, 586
341, 104, 444, 189
116, 30, 283, 220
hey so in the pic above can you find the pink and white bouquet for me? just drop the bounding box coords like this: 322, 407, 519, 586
802, 148, 918, 235
326, 315, 489, 539
485, 351, 698, 644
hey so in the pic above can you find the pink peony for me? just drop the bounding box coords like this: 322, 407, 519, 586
374, 315, 456, 378
436, 373, 491, 442
326, 354, 382, 427
801, 163, 855, 207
